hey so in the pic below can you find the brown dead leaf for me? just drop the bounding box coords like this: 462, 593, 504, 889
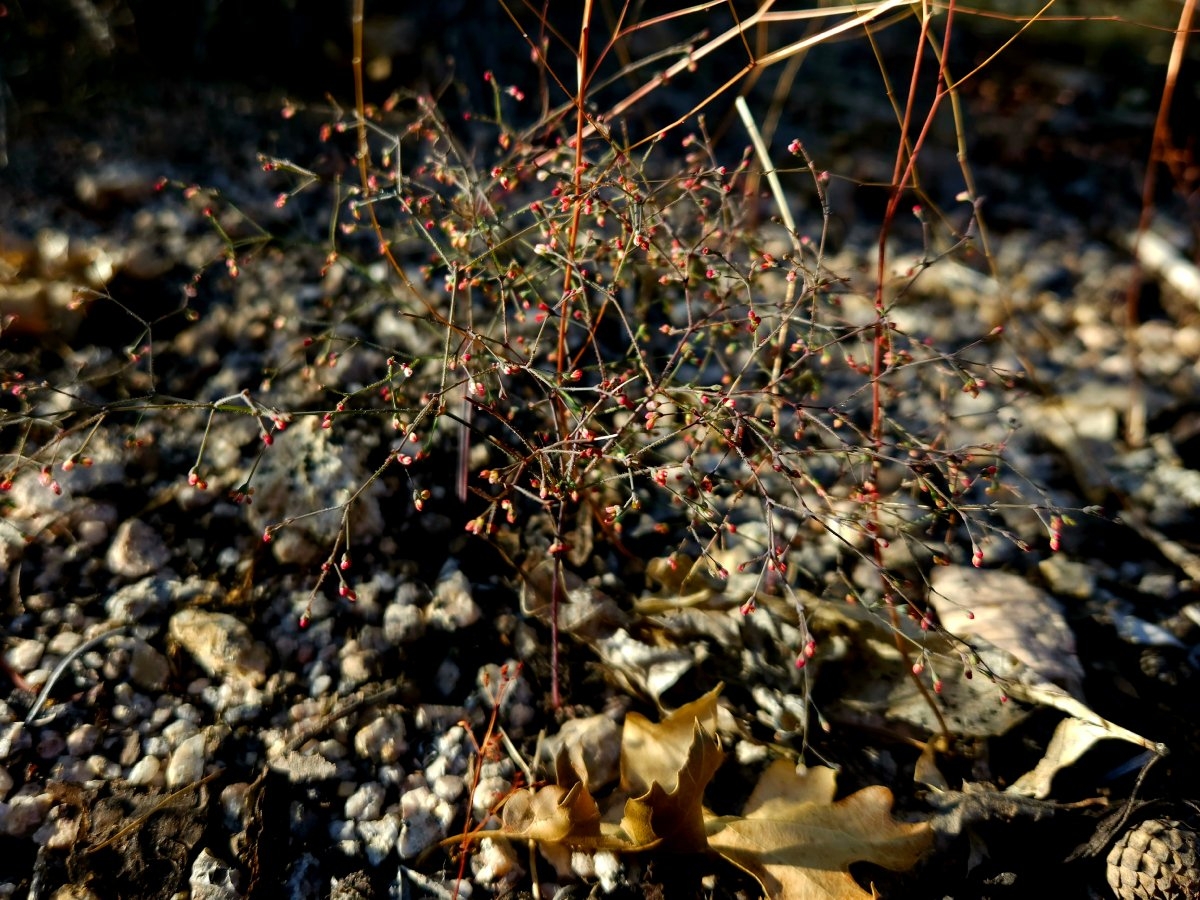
500, 750, 656, 854
501, 782, 601, 845
636, 553, 727, 613
619, 684, 725, 851
620, 685, 722, 797
621, 720, 725, 851
706, 759, 933, 900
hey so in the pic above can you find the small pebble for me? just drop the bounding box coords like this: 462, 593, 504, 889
189, 847, 244, 900
32, 805, 80, 851
142, 735, 169, 759
2, 639, 43, 674
166, 732, 207, 788
104, 575, 181, 623
269, 749, 338, 783
1, 723, 34, 761
344, 781, 386, 821
45, 631, 82, 656
432, 774, 464, 804
106, 517, 171, 578
66, 724, 100, 757
85, 755, 120, 781
358, 810, 401, 866
338, 640, 374, 689
383, 591, 425, 644
127, 756, 162, 786
471, 776, 511, 820
472, 838, 521, 886
170, 609, 269, 688
37, 730, 66, 760
397, 785, 454, 859
128, 639, 170, 691
353, 712, 407, 765
425, 570, 480, 631
1, 789, 51, 837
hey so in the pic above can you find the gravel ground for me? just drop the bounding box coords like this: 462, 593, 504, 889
3, 9, 1200, 900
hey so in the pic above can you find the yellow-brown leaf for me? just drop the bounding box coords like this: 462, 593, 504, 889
706, 759, 932, 900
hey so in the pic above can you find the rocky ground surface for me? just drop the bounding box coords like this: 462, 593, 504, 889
3, 8, 1200, 900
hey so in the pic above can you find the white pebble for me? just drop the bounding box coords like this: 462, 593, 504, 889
1, 789, 51, 836
383, 602, 424, 644
344, 782, 386, 821
353, 713, 406, 765
107, 518, 171, 578
86, 755, 120, 781
104, 575, 181, 623
142, 735, 169, 759
169, 609, 269, 688
53, 759, 90, 785
471, 776, 511, 820
594, 850, 622, 893
471, 837, 521, 885
166, 732, 207, 788
269, 750, 338, 783
432, 774, 464, 804
397, 786, 454, 858
127, 756, 162, 786
358, 810, 401, 866
66, 724, 100, 757
339, 643, 373, 689
0, 723, 31, 759
425, 570, 481, 631
162, 719, 200, 749
189, 847, 243, 900
32, 805, 80, 851
3, 638, 43, 673
45, 631, 82, 656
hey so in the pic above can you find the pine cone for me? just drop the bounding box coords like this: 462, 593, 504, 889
1107, 818, 1200, 900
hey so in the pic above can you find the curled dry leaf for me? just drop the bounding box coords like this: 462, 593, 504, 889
620, 686, 722, 798
621, 720, 725, 851
636, 553, 728, 613
619, 685, 726, 851
706, 759, 933, 900
501, 781, 600, 845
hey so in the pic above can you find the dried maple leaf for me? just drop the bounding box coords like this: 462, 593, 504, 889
621, 720, 725, 851
706, 759, 933, 900
620, 686, 722, 797
619, 685, 725, 851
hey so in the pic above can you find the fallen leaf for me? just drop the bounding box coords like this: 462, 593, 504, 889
635, 553, 727, 613
621, 721, 725, 851
499, 755, 654, 859
501, 781, 600, 845
1008, 716, 1117, 799
706, 759, 933, 900
620, 685, 725, 851
620, 685, 722, 798
929, 566, 1084, 696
